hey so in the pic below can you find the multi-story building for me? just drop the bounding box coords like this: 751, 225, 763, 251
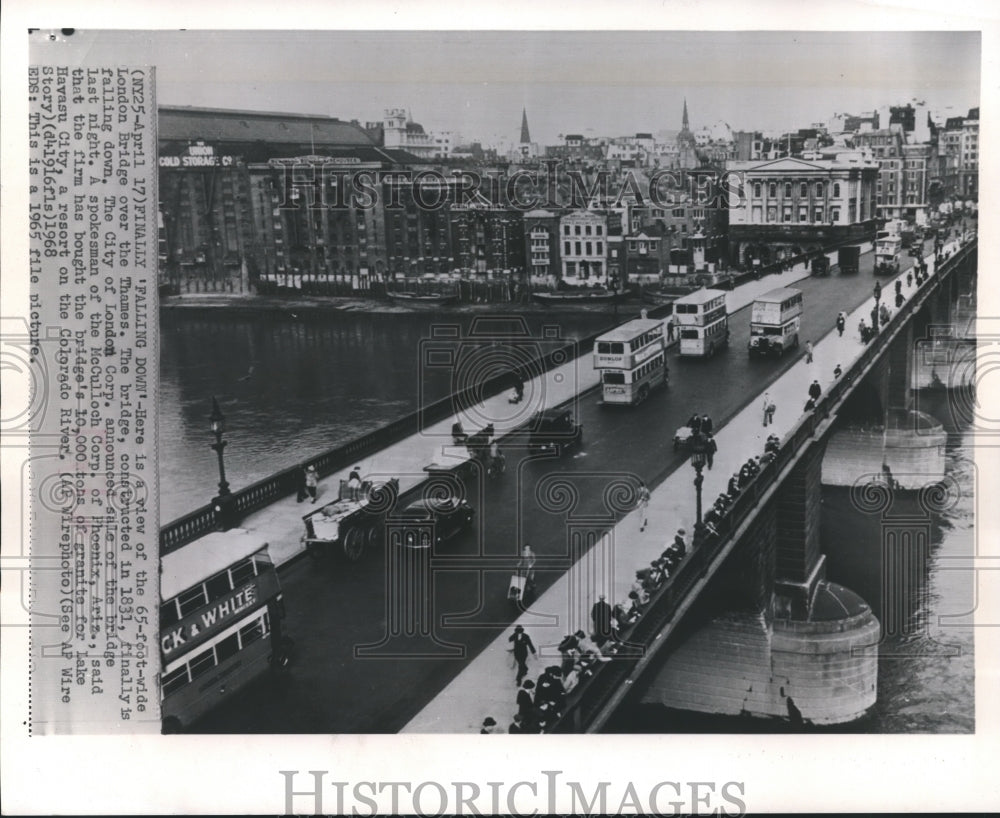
726, 152, 878, 267
449, 202, 525, 279
522, 209, 562, 284
157, 105, 392, 291
559, 210, 608, 286
960, 108, 979, 200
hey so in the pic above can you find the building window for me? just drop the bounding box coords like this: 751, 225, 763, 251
575, 225, 581, 236
783, 207, 792, 222
563, 225, 570, 236
768, 183, 776, 198
833, 183, 841, 197
816, 182, 824, 197
596, 225, 603, 236
800, 182, 807, 197
813, 208, 823, 222
596, 242, 603, 255
831, 208, 841, 222
565, 261, 576, 276
575, 242, 581, 254
586, 241, 592, 255
564, 241, 571, 255
585, 225, 592, 236
784, 182, 792, 198
798, 207, 807, 222
753, 183, 762, 198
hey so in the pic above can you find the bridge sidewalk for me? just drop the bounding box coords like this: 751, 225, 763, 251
401, 235, 965, 733
206, 261, 823, 568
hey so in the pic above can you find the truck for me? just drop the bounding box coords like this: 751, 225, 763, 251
837, 245, 861, 275
748, 287, 803, 358
810, 254, 830, 276
302, 477, 401, 562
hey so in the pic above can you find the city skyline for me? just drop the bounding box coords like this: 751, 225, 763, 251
44, 30, 980, 147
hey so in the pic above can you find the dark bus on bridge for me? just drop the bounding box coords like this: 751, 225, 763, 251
159, 529, 290, 732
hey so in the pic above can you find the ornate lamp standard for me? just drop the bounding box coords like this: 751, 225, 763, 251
872, 280, 883, 330
209, 397, 238, 530
689, 433, 709, 532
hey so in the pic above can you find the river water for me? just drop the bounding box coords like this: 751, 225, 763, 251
158, 311, 974, 734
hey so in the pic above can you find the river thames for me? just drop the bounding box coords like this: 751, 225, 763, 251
158, 309, 974, 733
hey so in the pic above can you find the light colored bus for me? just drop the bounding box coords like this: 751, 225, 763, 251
593, 317, 669, 404
159, 529, 291, 732
748, 286, 803, 358
874, 235, 902, 276
673, 288, 730, 357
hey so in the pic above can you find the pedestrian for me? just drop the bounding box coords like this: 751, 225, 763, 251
480, 716, 503, 734
508, 625, 537, 685
873, 280, 882, 302
701, 414, 713, 436
880, 304, 891, 325
895, 291, 904, 309
508, 714, 524, 734
727, 473, 740, 496
673, 528, 687, 558
516, 679, 535, 720
762, 392, 773, 427
906, 271, 913, 287
687, 412, 703, 435
514, 371, 525, 403
705, 433, 717, 470
347, 465, 362, 500
834, 363, 843, 379
517, 544, 537, 591
805, 340, 814, 363
666, 316, 675, 342
296, 464, 309, 503
636, 480, 651, 532
804, 397, 817, 412
590, 594, 614, 645
304, 464, 319, 503
808, 379, 822, 402
836, 312, 846, 337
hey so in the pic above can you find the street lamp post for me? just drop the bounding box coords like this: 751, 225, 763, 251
689, 434, 709, 533
209, 396, 239, 530
873, 281, 882, 330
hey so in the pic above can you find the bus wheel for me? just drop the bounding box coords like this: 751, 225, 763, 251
365, 524, 383, 552
708, 342, 716, 357
342, 526, 366, 562
162, 716, 183, 735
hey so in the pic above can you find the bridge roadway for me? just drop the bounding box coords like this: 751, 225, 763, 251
191, 234, 955, 733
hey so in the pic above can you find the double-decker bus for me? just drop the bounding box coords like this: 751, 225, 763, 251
159, 529, 291, 732
748, 286, 803, 358
673, 288, 729, 357
593, 317, 669, 404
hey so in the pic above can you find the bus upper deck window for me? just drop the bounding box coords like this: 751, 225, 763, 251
229, 558, 256, 587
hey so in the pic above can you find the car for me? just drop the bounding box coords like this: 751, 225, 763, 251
528, 408, 583, 454
389, 495, 474, 547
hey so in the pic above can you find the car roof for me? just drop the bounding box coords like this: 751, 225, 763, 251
537, 407, 571, 420
397, 497, 458, 513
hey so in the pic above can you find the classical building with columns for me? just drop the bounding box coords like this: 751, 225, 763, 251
725, 153, 878, 267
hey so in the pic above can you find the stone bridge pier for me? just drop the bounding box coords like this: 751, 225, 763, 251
640, 438, 879, 725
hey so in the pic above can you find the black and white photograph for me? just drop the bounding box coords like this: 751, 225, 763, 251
4, 2, 999, 814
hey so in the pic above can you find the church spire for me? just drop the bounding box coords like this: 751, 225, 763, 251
520, 107, 531, 144
682, 98, 689, 130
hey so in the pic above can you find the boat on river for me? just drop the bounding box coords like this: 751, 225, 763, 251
531, 289, 621, 305
386, 291, 458, 306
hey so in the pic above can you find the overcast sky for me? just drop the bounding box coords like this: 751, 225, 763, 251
32, 30, 980, 145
